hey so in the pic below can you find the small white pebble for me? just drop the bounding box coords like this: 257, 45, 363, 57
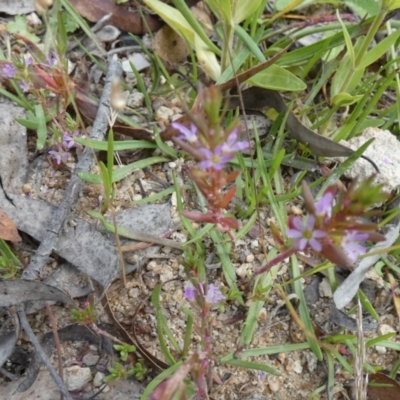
375, 345, 387, 354
268, 376, 281, 392
291, 205, 303, 215
23, 183, 32, 194
246, 254, 255, 263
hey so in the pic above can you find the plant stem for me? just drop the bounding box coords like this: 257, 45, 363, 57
253, 247, 297, 276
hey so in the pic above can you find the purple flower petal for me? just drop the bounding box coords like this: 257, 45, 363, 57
315, 192, 334, 219
2, 63, 16, 78
184, 284, 196, 301
171, 122, 198, 143
291, 216, 305, 232
221, 128, 249, 154
286, 228, 304, 239
309, 238, 322, 252
198, 146, 232, 171
205, 284, 225, 304
341, 230, 368, 262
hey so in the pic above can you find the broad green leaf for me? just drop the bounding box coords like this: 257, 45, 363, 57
35, 104, 47, 150
247, 64, 306, 91
337, 9, 355, 67
144, 0, 220, 79
330, 39, 364, 99
144, 0, 197, 46
385, 0, 400, 10
331, 92, 363, 107
7, 16, 40, 44
194, 36, 221, 80
274, 0, 309, 11
357, 27, 400, 70
344, 0, 381, 17
206, 0, 232, 23
232, 0, 263, 24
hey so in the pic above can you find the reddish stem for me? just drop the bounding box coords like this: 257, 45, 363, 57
253, 247, 297, 276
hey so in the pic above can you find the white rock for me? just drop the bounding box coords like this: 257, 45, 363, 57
155, 106, 174, 125
378, 323, 396, 336
268, 376, 281, 392
127, 92, 144, 108
122, 53, 150, 72
375, 345, 387, 354
337, 127, 400, 193
64, 366, 92, 391
293, 360, 303, 374
93, 371, 105, 387
82, 353, 99, 366
319, 279, 332, 298
246, 254, 255, 263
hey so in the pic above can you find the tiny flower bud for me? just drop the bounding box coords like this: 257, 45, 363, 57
110, 78, 127, 112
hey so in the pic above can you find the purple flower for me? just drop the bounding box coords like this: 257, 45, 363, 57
19, 80, 30, 93
45, 51, 57, 67
315, 192, 334, 219
63, 131, 81, 149
184, 284, 196, 301
2, 63, 16, 78
205, 284, 225, 304
341, 231, 368, 262
287, 215, 326, 252
171, 122, 198, 143
198, 146, 232, 171
24, 56, 33, 66
221, 129, 249, 154
49, 147, 70, 165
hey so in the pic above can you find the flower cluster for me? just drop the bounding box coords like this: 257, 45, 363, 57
254, 178, 388, 276
48, 130, 83, 165
173, 123, 248, 171
286, 179, 388, 267
172, 87, 249, 234
184, 282, 225, 304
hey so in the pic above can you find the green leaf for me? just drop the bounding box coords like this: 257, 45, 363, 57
331, 92, 363, 107
247, 64, 306, 91
76, 138, 157, 151
337, 9, 355, 67
35, 104, 47, 150
206, 0, 232, 23
344, 0, 381, 17
330, 39, 365, 99
145, 0, 221, 79
232, 0, 263, 24
356, 27, 400, 70
275, 0, 315, 11
7, 16, 40, 44
79, 156, 169, 184
223, 358, 280, 375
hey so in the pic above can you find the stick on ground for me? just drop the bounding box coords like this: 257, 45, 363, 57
22, 56, 122, 280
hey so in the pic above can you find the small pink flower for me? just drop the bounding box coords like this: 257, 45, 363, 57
184, 284, 196, 301
19, 80, 30, 93
287, 215, 326, 252
221, 129, 249, 154
171, 122, 198, 143
198, 146, 232, 171
205, 284, 225, 304
2, 63, 16, 78
49, 147, 70, 165
63, 131, 81, 149
315, 191, 334, 219
341, 231, 368, 262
